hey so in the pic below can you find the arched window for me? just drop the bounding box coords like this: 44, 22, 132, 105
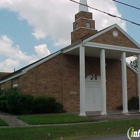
86, 22, 90, 28
76, 23, 79, 29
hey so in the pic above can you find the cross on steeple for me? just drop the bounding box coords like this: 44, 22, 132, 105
79, 0, 89, 12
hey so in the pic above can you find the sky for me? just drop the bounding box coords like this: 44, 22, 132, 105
0, 0, 140, 72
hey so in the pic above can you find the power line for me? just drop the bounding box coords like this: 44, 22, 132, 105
112, 0, 140, 11
69, 0, 140, 27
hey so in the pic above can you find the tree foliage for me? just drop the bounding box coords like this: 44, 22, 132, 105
130, 57, 138, 71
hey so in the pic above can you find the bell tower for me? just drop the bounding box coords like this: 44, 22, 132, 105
71, 0, 97, 43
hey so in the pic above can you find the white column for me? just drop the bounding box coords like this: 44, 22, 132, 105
121, 52, 128, 114
79, 45, 86, 116
100, 49, 107, 115
138, 54, 140, 112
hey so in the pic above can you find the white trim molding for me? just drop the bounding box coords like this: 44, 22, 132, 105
62, 44, 80, 54
0, 72, 25, 84
23, 51, 61, 73
84, 42, 140, 54
72, 27, 97, 32
75, 17, 95, 22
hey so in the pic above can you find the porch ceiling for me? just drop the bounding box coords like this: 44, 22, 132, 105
63, 42, 140, 60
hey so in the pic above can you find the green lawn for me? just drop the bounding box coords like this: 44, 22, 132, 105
0, 118, 8, 126
0, 119, 140, 140
18, 114, 96, 125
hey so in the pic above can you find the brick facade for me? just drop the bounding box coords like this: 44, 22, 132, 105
0, 8, 139, 114
0, 54, 138, 112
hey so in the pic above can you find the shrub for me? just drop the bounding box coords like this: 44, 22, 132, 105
0, 100, 8, 112
33, 96, 48, 114
6, 92, 34, 115
33, 96, 65, 114
0, 95, 8, 111
55, 102, 65, 113
0, 88, 65, 115
0, 95, 7, 101
46, 97, 58, 113
128, 96, 139, 110
6, 87, 21, 95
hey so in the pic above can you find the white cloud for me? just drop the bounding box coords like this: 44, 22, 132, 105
0, 35, 40, 72
32, 30, 46, 40
34, 44, 50, 58
0, 0, 128, 71
0, 59, 19, 72
0, 35, 51, 72
0, 0, 127, 47
0, 35, 37, 63
88, 0, 126, 31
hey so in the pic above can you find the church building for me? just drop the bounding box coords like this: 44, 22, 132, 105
0, 0, 140, 116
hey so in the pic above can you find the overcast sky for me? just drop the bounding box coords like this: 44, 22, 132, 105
0, 0, 140, 72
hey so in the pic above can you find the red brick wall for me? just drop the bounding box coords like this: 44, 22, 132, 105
20, 55, 63, 103
127, 67, 137, 99
0, 54, 138, 112
106, 59, 137, 110
61, 55, 79, 112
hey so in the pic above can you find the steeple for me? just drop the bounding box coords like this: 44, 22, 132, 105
79, 0, 88, 12
71, 0, 97, 44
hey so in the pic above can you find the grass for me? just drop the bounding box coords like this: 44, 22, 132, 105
0, 119, 140, 139
18, 114, 96, 125
0, 118, 8, 126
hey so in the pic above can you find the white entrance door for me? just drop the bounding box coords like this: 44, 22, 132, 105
85, 75, 102, 111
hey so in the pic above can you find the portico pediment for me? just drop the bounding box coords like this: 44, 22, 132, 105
84, 24, 140, 49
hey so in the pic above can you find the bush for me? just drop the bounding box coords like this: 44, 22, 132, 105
128, 96, 139, 110
55, 102, 65, 113
0, 95, 8, 111
0, 88, 65, 115
33, 96, 48, 114
33, 96, 65, 114
0, 100, 8, 112
0, 95, 7, 101
6, 92, 34, 115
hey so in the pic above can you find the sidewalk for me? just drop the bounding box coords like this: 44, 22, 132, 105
89, 111, 140, 121
0, 112, 28, 127
0, 111, 139, 127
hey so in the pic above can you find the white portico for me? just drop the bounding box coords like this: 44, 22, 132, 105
63, 0, 140, 116
63, 15, 140, 115
63, 38, 140, 116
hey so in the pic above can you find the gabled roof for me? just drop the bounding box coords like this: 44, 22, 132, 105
0, 39, 82, 83
0, 24, 139, 84
83, 24, 140, 49
0, 51, 61, 83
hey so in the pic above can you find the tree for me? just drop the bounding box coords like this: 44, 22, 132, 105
130, 57, 138, 71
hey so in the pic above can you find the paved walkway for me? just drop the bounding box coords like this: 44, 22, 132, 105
93, 113, 140, 121
0, 112, 28, 127
0, 111, 140, 127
